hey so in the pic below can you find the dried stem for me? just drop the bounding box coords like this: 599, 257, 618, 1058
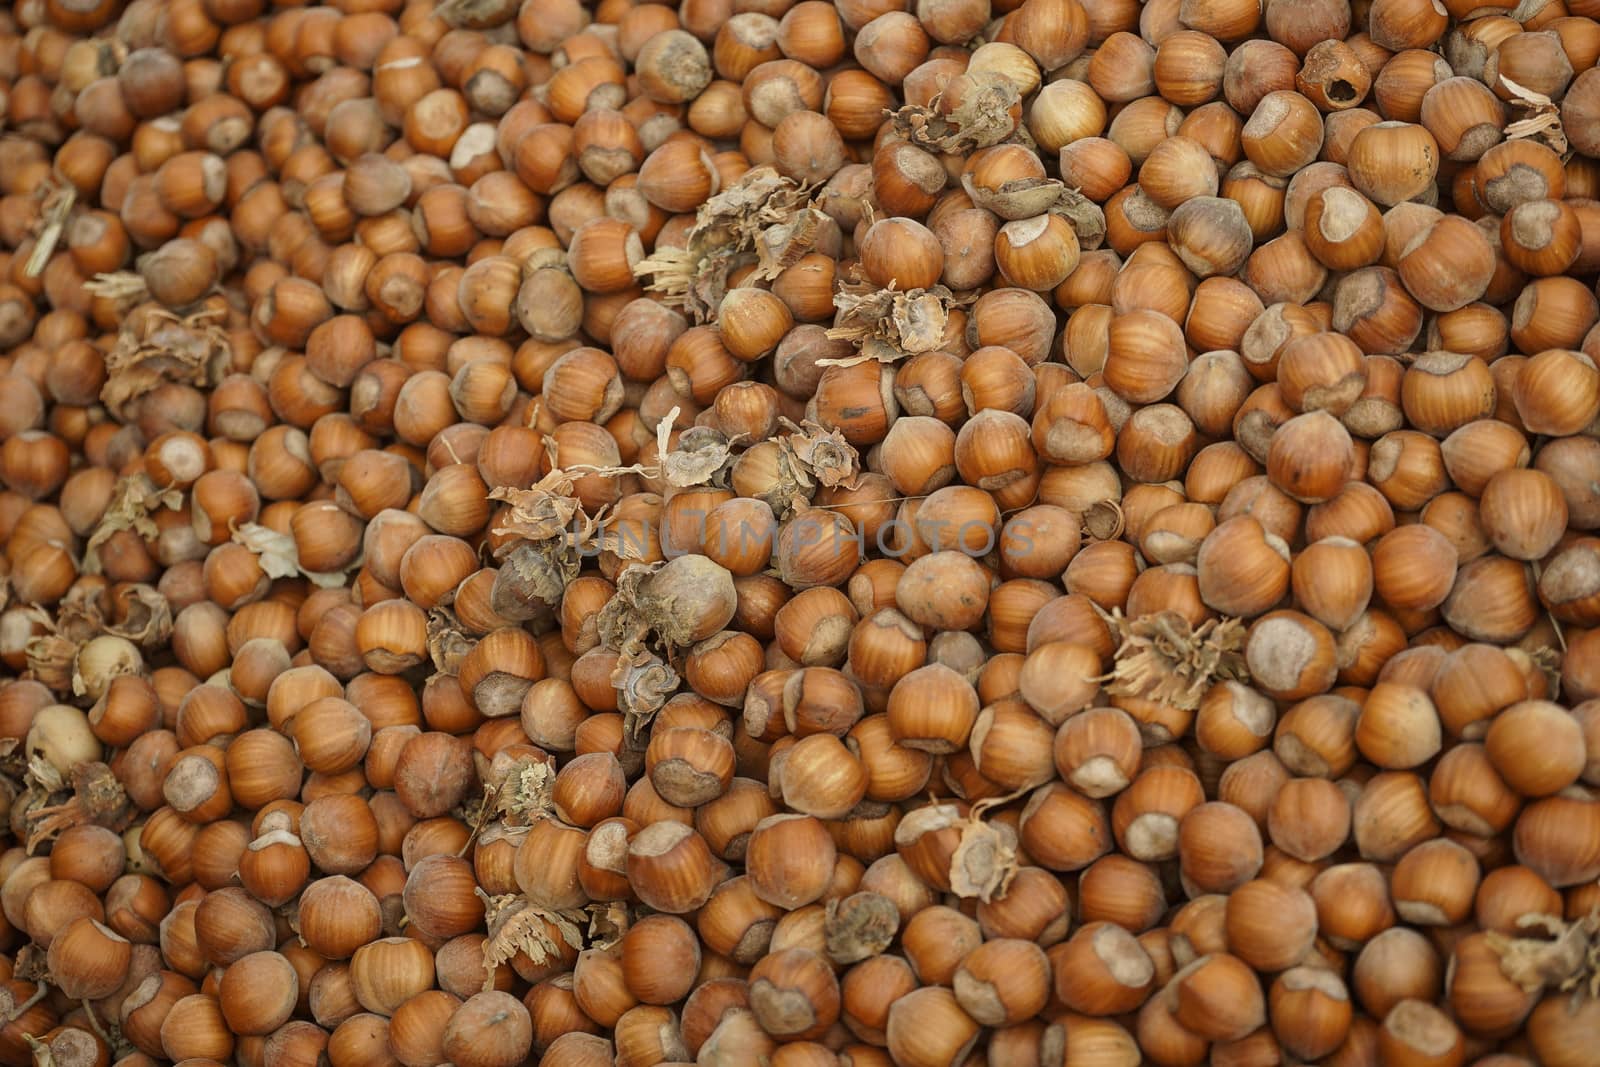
2, 983, 49, 1024
1530, 560, 1568, 653
456, 789, 498, 858
78, 998, 132, 1060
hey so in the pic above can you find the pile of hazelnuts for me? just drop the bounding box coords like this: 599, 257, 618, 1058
2, 0, 1600, 1063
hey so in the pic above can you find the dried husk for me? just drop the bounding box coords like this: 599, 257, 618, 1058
949, 814, 1020, 903
478, 891, 587, 985
55, 584, 110, 643
19, 760, 130, 853
491, 540, 582, 623
71, 635, 141, 700
1501, 76, 1568, 154
824, 272, 975, 364
593, 557, 745, 736
475, 891, 631, 990
1489, 911, 1600, 1001
427, 607, 476, 675
962, 173, 1066, 221
902, 801, 1021, 904
591, 564, 682, 736
1527, 644, 1563, 701
485, 753, 556, 823
890, 72, 1023, 153
19, 588, 109, 697
10, 943, 47, 986
779, 419, 861, 490
99, 306, 230, 420
434, 0, 517, 28
585, 901, 631, 949
83, 475, 183, 575
1052, 188, 1107, 251
103, 584, 173, 650
657, 415, 739, 489
595, 562, 658, 660
1082, 499, 1126, 542
24, 628, 78, 695
743, 441, 819, 520
613, 646, 681, 739
824, 892, 900, 964
1097, 607, 1249, 712
634, 167, 823, 322
490, 456, 652, 551
489, 470, 594, 545
480, 447, 649, 617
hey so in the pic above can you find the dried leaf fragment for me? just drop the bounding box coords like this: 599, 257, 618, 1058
81, 270, 149, 302
232, 523, 356, 588
25, 185, 75, 279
